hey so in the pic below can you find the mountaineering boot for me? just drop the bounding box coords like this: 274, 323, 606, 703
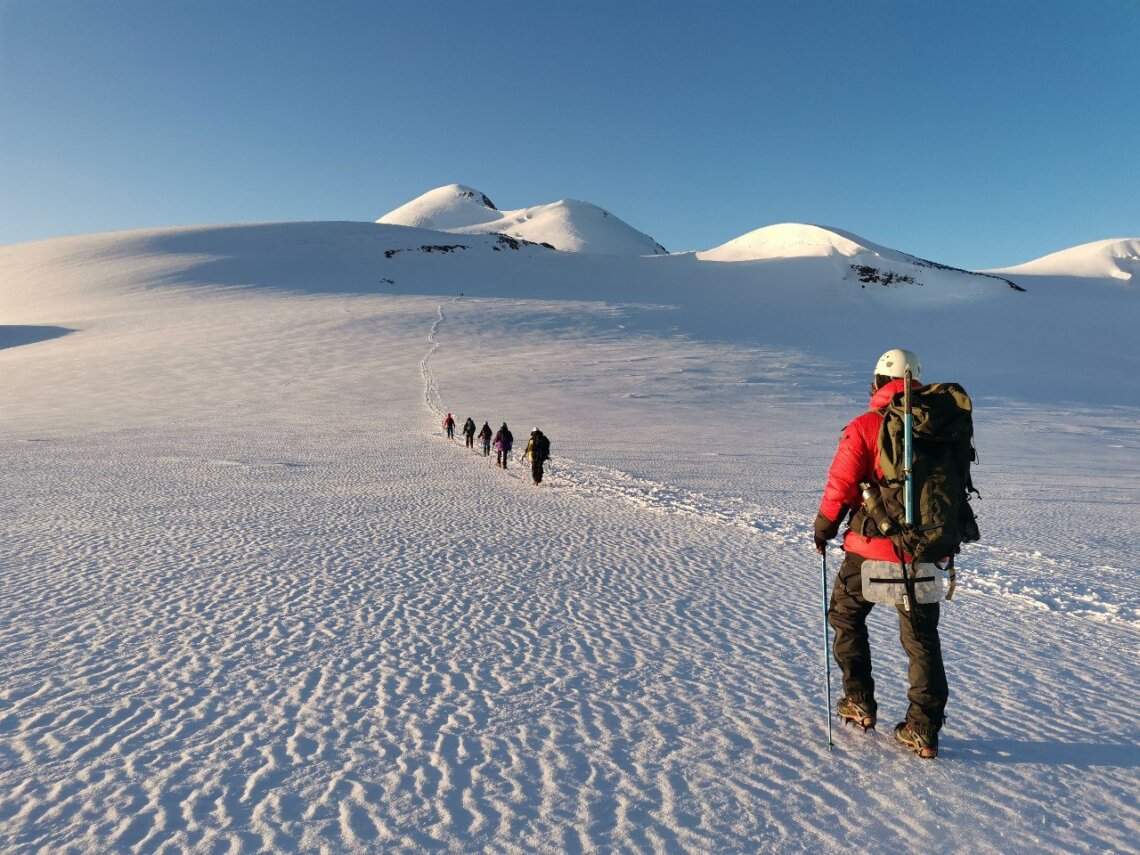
836, 697, 876, 731
894, 722, 938, 759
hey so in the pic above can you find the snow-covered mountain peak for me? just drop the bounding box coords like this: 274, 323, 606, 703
696, 222, 1026, 296
989, 237, 1140, 283
376, 184, 499, 231
697, 223, 899, 262
377, 186, 667, 256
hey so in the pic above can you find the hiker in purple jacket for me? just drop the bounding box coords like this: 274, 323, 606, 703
493, 423, 513, 469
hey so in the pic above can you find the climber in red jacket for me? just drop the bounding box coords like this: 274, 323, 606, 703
813, 348, 946, 759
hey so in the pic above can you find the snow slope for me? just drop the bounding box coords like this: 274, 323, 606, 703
1, 222, 1137, 854
378, 184, 669, 255
699, 222, 1025, 299
988, 237, 1140, 283
698, 222, 902, 261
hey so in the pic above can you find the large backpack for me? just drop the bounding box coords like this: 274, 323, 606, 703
855, 383, 981, 561
535, 434, 550, 462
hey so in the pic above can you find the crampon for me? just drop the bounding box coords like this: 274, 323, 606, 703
894, 722, 938, 759
836, 697, 876, 732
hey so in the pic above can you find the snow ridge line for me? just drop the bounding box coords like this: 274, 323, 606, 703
420, 306, 1137, 631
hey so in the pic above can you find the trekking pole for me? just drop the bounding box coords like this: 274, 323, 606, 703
821, 546, 833, 751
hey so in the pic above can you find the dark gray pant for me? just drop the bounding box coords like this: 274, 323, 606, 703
828, 551, 948, 736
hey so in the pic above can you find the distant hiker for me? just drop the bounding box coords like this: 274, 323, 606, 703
523, 427, 551, 485
813, 349, 978, 760
493, 422, 513, 469
478, 421, 493, 457
443, 413, 455, 440
462, 417, 476, 449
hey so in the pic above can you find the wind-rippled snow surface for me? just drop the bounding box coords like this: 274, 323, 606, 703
1, 225, 1137, 853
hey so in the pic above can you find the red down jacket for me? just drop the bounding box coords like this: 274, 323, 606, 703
819, 378, 919, 562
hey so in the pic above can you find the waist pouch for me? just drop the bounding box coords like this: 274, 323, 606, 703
860, 560, 946, 605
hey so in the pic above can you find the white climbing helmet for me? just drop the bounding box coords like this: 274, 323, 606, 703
874, 348, 921, 380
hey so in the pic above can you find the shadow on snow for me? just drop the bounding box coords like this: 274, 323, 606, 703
950, 737, 1139, 769
0, 325, 75, 351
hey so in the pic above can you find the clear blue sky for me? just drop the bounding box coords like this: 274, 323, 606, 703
2, 0, 1137, 268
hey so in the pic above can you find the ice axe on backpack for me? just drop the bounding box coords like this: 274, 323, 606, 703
904, 369, 914, 527
901, 370, 921, 630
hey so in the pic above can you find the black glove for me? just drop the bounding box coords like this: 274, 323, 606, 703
814, 511, 841, 552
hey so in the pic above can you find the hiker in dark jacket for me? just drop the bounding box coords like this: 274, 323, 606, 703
813, 348, 947, 759
478, 422, 493, 457
522, 427, 551, 485
443, 413, 455, 440
462, 417, 476, 449
493, 423, 513, 469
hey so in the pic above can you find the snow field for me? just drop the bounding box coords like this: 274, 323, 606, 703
1, 223, 1137, 853
8, 423, 1134, 853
